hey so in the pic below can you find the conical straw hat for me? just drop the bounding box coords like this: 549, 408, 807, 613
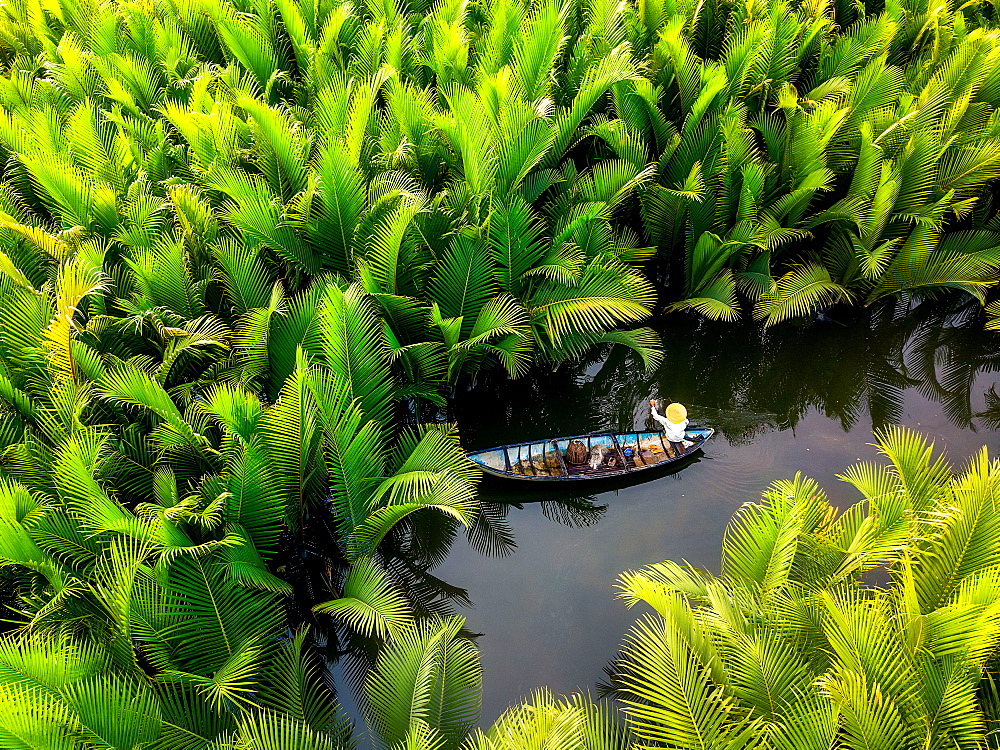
666, 403, 687, 423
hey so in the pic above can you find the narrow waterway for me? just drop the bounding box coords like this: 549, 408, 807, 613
437, 297, 1000, 724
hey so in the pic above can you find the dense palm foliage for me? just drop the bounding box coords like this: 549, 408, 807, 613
0, 274, 489, 744
1, 0, 1000, 743
0, 0, 994, 393
610, 426, 1000, 748
0, 0, 666, 392
648, 5, 1000, 323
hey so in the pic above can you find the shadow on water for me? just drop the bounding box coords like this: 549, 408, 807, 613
456, 295, 1000, 452
337, 294, 1000, 731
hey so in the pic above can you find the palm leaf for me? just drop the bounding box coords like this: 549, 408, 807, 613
428, 236, 495, 327
258, 350, 326, 526
315, 284, 395, 426
314, 556, 415, 639
753, 263, 852, 326
364, 617, 481, 750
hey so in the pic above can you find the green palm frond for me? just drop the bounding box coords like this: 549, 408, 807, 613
224, 436, 285, 554
256, 629, 347, 735
303, 142, 367, 273
986, 299, 1000, 330
821, 669, 911, 750
206, 1, 283, 94
258, 351, 326, 526
61, 673, 162, 749
397, 720, 444, 750
512, 0, 566, 102
208, 168, 319, 274
148, 681, 234, 750
721, 473, 827, 594
236, 94, 310, 201
365, 617, 481, 750
428, 236, 496, 328
0, 632, 105, 691
315, 284, 395, 426
669, 270, 741, 322
910, 449, 1000, 611
753, 263, 852, 326
314, 555, 415, 639
616, 610, 764, 750
99, 364, 211, 452
453, 295, 532, 378
161, 639, 267, 711
361, 198, 425, 297
548, 45, 636, 165
487, 196, 546, 294
218, 529, 292, 594
0, 683, 79, 750
870, 425, 952, 511
468, 690, 633, 750
213, 240, 275, 316
227, 709, 354, 750
865, 228, 1000, 305
234, 283, 286, 389
529, 257, 656, 344
53, 433, 181, 546
725, 631, 814, 722
346, 426, 479, 558
592, 328, 664, 372
138, 554, 283, 677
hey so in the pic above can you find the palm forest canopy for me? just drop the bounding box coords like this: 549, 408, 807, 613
0, 0, 1000, 745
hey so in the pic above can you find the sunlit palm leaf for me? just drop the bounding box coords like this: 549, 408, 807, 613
314, 556, 415, 639
365, 617, 481, 750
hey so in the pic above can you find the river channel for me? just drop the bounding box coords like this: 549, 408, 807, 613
442, 295, 1000, 724
334, 295, 1000, 733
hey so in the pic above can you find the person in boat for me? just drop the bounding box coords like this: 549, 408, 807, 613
649, 400, 688, 455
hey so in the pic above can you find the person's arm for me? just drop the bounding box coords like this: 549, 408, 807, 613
649, 400, 670, 430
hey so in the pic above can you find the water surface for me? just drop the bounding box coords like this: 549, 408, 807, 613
440, 297, 1000, 723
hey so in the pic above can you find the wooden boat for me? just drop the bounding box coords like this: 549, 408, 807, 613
466, 427, 715, 481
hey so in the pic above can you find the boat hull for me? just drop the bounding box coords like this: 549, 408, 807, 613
466, 428, 715, 481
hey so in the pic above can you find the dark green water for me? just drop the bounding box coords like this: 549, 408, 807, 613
437, 297, 1000, 724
